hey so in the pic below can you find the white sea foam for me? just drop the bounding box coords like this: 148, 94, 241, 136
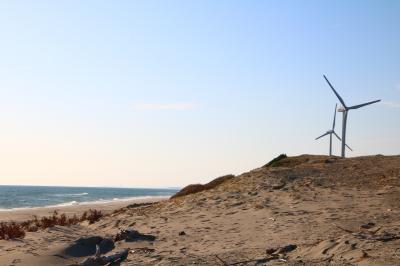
54, 192, 89, 197
0, 195, 169, 212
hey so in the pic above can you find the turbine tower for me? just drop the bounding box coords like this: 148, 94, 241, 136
323, 75, 381, 158
315, 103, 352, 156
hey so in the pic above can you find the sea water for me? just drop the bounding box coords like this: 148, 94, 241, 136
0, 185, 178, 210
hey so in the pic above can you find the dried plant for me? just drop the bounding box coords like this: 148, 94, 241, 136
0, 209, 104, 240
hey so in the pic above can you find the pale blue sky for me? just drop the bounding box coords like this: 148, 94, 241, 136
0, 1, 399, 187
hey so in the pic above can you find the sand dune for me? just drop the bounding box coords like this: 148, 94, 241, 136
1, 154, 400, 265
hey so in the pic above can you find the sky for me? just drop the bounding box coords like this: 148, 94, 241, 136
0, 1, 399, 187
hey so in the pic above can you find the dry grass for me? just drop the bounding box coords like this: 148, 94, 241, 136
264, 154, 312, 168
171, 174, 235, 199
263, 154, 287, 167
84, 209, 103, 224
0, 209, 104, 240
0, 222, 25, 240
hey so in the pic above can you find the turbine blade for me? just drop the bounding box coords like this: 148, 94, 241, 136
334, 131, 353, 151
345, 143, 353, 151
333, 131, 341, 141
332, 103, 337, 130
323, 75, 347, 108
348, 99, 381, 110
315, 132, 329, 140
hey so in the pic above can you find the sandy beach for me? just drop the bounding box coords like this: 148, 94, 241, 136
0, 155, 399, 265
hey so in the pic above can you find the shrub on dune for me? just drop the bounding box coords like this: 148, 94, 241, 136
86, 209, 103, 224
171, 174, 235, 199
0, 209, 105, 240
0, 222, 25, 240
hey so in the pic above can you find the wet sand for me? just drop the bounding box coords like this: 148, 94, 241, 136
0, 196, 168, 222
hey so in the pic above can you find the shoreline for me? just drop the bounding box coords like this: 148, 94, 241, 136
0, 196, 169, 222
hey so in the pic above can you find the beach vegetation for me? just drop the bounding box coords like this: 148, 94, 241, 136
0, 209, 104, 240
263, 154, 288, 167
0, 222, 25, 240
171, 174, 235, 199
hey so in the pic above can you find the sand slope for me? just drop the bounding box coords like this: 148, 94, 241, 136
1, 155, 400, 265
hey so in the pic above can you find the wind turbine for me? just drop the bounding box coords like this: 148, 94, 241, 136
315, 103, 352, 156
323, 75, 381, 158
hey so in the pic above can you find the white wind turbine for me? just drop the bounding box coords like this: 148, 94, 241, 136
323, 75, 381, 158
315, 103, 352, 156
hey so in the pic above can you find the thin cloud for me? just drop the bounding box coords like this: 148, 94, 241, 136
380, 101, 400, 109
134, 103, 197, 110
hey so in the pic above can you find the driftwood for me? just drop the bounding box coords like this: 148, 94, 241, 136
215, 255, 228, 266
333, 223, 399, 242
114, 229, 156, 242
73, 246, 129, 266
354, 231, 399, 242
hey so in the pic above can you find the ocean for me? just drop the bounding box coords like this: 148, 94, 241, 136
0, 185, 179, 211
